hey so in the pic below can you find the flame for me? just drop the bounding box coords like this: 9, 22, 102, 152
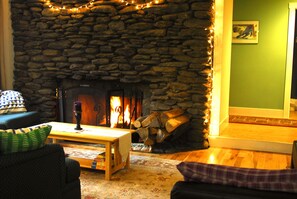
124, 104, 130, 124
110, 96, 131, 128
110, 96, 121, 128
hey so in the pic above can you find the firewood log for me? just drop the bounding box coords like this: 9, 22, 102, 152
141, 112, 160, 128
133, 115, 148, 128
165, 115, 190, 133
156, 129, 170, 143
136, 127, 149, 140
160, 108, 184, 125
143, 136, 155, 146
149, 127, 159, 135
136, 127, 155, 145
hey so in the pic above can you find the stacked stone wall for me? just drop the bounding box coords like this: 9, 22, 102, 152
10, 0, 214, 149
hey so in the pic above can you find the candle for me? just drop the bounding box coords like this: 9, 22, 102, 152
74, 101, 82, 112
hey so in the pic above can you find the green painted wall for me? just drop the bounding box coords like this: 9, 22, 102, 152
230, 0, 297, 109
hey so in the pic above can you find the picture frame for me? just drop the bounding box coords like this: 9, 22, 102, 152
232, 21, 259, 44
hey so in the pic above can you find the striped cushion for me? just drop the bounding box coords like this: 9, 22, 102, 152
177, 162, 297, 193
0, 125, 52, 154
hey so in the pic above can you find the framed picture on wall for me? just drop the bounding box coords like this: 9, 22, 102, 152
232, 21, 259, 43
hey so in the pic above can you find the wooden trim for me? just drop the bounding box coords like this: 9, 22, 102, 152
284, 3, 297, 118
229, 107, 284, 118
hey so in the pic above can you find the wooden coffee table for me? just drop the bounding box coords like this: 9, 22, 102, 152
46, 122, 133, 180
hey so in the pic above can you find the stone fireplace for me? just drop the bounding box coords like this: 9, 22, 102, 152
10, 0, 214, 152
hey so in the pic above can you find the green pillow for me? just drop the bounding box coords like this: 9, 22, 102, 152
0, 125, 52, 154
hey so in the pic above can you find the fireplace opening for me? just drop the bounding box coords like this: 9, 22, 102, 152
57, 79, 150, 129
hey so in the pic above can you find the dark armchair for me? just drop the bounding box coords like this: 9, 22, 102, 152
0, 144, 81, 199
171, 141, 297, 199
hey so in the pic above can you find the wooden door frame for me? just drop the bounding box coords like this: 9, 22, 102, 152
284, 3, 297, 118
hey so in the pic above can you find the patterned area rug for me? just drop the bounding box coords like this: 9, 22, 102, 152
80, 155, 183, 199
229, 115, 297, 128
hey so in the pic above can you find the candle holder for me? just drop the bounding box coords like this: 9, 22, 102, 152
74, 111, 82, 130
74, 101, 82, 130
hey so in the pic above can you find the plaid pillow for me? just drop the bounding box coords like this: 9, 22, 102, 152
0, 125, 52, 154
177, 162, 297, 193
0, 90, 27, 114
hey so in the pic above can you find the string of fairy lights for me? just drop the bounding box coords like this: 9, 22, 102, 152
203, 4, 215, 126
43, 0, 163, 12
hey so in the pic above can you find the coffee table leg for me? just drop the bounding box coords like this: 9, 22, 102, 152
125, 152, 130, 169
105, 142, 112, 180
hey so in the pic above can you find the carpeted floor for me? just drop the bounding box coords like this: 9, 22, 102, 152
229, 115, 297, 128
79, 155, 183, 199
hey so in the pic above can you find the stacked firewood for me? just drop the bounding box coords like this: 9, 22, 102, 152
133, 108, 190, 146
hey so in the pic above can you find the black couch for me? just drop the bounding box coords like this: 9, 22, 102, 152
171, 141, 297, 199
0, 144, 81, 199
0, 111, 41, 129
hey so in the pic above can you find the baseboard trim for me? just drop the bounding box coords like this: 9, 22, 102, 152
229, 107, 285, 118
219, 116, 229, 133
209, 136, 292, 154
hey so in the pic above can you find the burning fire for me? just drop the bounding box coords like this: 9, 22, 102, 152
124, 104, 130, 124
110, 96, 130, 128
